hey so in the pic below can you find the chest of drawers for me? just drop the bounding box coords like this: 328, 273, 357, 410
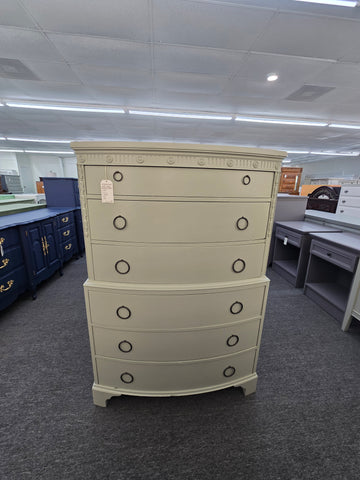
72, 142, 285, 406
336, 184, 360, 219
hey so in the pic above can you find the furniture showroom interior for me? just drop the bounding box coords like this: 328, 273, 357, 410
1, 1, 360, 479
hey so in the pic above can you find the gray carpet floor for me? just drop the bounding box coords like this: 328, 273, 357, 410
1, 257, 360, 480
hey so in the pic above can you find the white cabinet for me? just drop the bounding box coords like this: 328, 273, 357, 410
72, 142, 285, 406
336, 184, 360, 219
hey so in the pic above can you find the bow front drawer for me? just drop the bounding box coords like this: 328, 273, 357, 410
85, 280, 268, 330
56, 211, 75, 227
85, 166, 274, 198
90, 242, 266, 284
87, 200, 270, 243
95, 348, 256, 394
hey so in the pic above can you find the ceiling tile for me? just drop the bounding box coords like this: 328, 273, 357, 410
153, 0, 274, 50
20, 60, 81, 84
71, 64, 152, 89
8, 81, 97, 102
49, 34, 151, 69
252, 12, 360, 61
155, 72, 227, 95
154, 45, 246, 76
0, 26, 64, 62
0, 0, 38, 28
22, 0, 151, 42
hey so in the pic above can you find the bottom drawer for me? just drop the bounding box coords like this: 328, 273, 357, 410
95, 349, 256, 394
0, 265, 27, 311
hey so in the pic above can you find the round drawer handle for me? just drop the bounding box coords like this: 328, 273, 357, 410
113, 215, 127, 230
120, 372, 134, 384
116, 306, 131, 319
340, 210, 344, 213
242, 175, 251, 185
115, 260, 130, 275
230, 301, 243, 314
232, 259, 246, 273
113, 171, 123, 182
342, 200, 346, 203
118, 340, 133, 353
223, 366, 236, 378
236, 216, 249, 231
226, 335, 239, 347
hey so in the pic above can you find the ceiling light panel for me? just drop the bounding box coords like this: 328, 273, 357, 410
129, 110, 232, 120
6, 102, 125, 114
7, 137, 71, 143
329, 123, 360, 129
235, 116, 327, 126
294, 0, 358, 7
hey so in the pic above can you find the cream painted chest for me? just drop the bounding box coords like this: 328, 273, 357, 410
72, 142, 285, 407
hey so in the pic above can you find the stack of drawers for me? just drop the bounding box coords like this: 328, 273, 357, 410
336, 184, 360, 218
56, 211, 78, 262
72, 142, 285, 407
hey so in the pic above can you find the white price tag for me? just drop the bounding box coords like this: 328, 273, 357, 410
283, 236, 288, 245
100, 179, 114, 203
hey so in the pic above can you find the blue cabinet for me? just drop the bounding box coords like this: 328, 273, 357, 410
0, 227, 27, 311
42, 177, 80, 207
19, 217, 62, 298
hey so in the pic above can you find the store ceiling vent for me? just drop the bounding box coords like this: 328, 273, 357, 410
286, 85, 335, 102
0, 58, 39, 80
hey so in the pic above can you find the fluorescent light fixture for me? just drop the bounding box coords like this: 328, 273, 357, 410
267, 73, 279, 82
0, 148, 25, 152
24, 150, 74, 155
309, 151, 359, 156
287, 150, 310, 154
235, 116, 327, 126
129, 110, 232, 120
7, 137, 71, 143
295, 0, 358, 6
328, 123, 360, 129
6, 102, 125, 114
282, 159, 292, 163
0, 136, 6, 141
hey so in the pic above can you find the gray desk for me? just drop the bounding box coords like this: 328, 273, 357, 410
272, 221, 342, 288
304, 231, 360, 330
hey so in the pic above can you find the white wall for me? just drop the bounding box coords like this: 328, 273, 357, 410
0, 152, 19, 173
293, 157, 360, 185
62, 156, 78, 178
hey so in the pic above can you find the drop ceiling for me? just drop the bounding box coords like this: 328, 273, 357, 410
1, 0, 360, 164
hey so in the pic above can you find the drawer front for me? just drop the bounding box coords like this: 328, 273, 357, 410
90, 242, 266, 284
59, 224, 76, 241
85, 166, 274, 198
275, 226, 301, 247
56, 211, 75, 228
85, 282, 268, 330
93, 319, 261, 361
311, 240, 357, 272
336, 205, 360, 218
0, 227, 20, 249
338, 196, 360, 208
0, 265, 27, 309
61, 236, 78, 260
340, 186, 360, 198
0, 244, 23, 274
95, 349, 256, 393
87, 199, 270, 243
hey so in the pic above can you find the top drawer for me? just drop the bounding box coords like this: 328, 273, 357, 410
310, 240, 358, 272
0, 227, 20, 250
275, 226, 302, 248
84, 166, 274, 199
56, 211, 75, 228
339, 186, 360, 198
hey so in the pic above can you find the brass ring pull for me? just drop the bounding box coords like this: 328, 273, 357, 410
242, 175, 251, 185
113, 215, 127, 230
223, 366, 236, 378
120, 372, 134, 384
116, 306, 131, 319
0, 258, 9, 269
230, 301, 243, 314
63, 230, 70, 237
65, 243, 72, 250
61, 217, 69, 223
226, 335, 239, 347
118, 340, 133, 353
113, 171, 123, 182
115, 260, 130, 275
232, 259, 246, 273
236, 217, 249, 231
0, 279, 14, 293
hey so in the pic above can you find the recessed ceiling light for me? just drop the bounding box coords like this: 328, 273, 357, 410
235, 116, 327, 126
7, 137, 71, 143
294, 0, 358, 7
328, 123, 360, 129
24, 150, 74, 155
267, 73, 279, 82
309, 151, 359, 156
5, 101, 125, 114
